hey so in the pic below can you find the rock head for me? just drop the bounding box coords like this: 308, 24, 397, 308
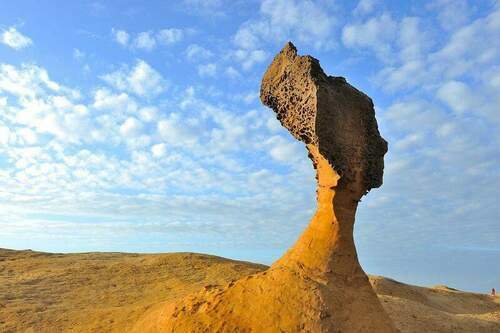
261, 42, 387, 193
134, 42, 398, 333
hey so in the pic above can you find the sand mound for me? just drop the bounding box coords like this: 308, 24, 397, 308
0, 248, 264, 333
371, 276, 500, 333
1, 249, 499, 333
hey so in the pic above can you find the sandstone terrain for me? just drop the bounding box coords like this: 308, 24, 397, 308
1, 248, 499, 333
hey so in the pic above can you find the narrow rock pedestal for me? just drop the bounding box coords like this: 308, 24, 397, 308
135, 42, 399, 333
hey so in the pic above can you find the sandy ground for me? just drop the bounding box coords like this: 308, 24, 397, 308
372, 276, 500, 332
1, 248, 498, 333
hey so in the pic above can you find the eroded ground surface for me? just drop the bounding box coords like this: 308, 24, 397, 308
1, 248, 499, 333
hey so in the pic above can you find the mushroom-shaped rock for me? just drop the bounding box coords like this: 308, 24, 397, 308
133, 42, 399, 333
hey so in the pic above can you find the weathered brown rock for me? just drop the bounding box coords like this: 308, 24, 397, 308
260, 42, 387, 193
135, 42, 398, 333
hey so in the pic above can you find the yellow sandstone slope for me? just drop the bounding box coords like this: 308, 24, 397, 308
1, 248, 499, 333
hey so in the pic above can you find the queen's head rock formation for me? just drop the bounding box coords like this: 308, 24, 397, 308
133, 42, 399, 333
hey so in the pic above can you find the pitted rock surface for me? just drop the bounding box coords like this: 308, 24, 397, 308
261, 42, 387, 193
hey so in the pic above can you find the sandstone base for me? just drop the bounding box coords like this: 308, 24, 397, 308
134, 262, 398, 333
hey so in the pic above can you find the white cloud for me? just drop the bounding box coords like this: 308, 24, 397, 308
139, 106, 158, 122
133, 31, 156, 51
0, 63, 94, 144
233, 49, 268, 71
266, 135, 303, 164
379, 63, 423, 93
236, 92, 258, 105
368, 16, 428, 92
112, 28, 130, 46
234, 23, 263, 50
1, 27, 32, 50
0, 62, 310, 242
38, 113, 71, 141
384, 100, 445, 133
429, 7, 500, 78
129, 134, 151, 149
119, 117, 143, 137
436, 122, 456, 138
151, 143, 167, 158
398, 17, 428, 62
231, 0, 335, 70
436, 81, 475, 114
100, 60, 165, 97
342, 13, 397, 61
157, 29, 183, 45
259, 0, 334, 48
0, 124, 11, 144
185, 44, 213, 61
342, 13, 432, 92
18, 127, 38, 145
73, 48, 85, 60
157, 114, 198, 146
373, 6, 500, 98
266, 117, 282, 133
0, 63, 64, 97
225, 66, 241, 79
112, 28, 185, 51
14, 100, 86, 143
354, 0, 379, 16
393, 133, 423, 150
204, 107, 248, 152
92, 88, 137, 112
198, 63, 217, 77
427, 0, 471, 31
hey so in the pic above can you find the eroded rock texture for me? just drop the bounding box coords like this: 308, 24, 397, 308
260, 42, 387, 192
135, 42, 398, 333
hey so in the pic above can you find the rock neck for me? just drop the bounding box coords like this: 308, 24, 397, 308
273, 144, 365, 280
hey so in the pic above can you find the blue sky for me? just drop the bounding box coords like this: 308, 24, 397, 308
0, 0, 499, 293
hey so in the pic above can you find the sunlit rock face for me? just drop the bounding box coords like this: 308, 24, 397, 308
260, 41, 387, 194
135, 42, 398, 333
